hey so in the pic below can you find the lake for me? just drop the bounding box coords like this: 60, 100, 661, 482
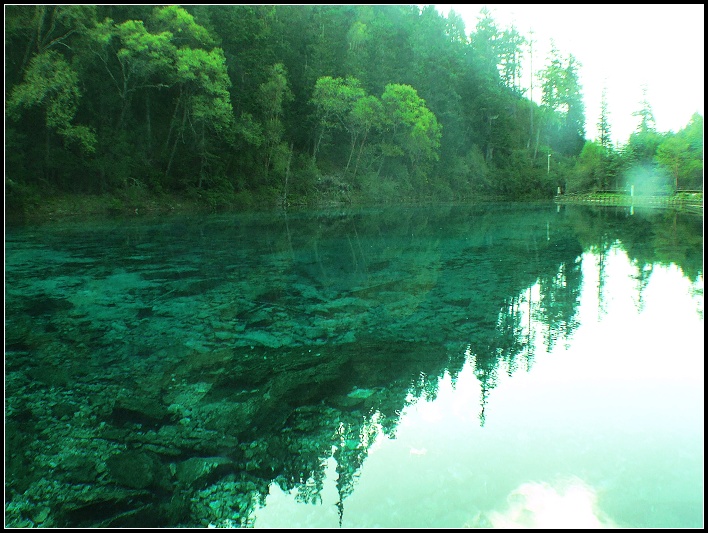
4, 202, 703, 528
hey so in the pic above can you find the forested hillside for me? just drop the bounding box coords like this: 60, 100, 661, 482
5, 5, 703, 213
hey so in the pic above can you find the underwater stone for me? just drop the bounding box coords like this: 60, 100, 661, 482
143, 442, 185, 457
347, 387, 376, 399
106, 450, 161, 489
340, 330, 357, 343
240, 330, 285, 348
183, 339, 210, 353
331, 395, 364, 408
95, 503, 167, 528
199, 401, 258, 435
60, 454, 98, 484
31, 506, 50, 524
175, 457, 235, 489
111, 394, 173, 428
214, 331, 235, 341
55, 484, 153, 527
51, 401, 79, 420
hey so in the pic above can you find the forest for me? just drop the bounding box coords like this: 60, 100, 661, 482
5, 5, 704, 214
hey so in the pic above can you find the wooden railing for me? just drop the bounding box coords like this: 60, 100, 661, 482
554, 191, 703, 214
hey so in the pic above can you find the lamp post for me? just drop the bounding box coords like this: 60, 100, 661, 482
547, 152, 551, 174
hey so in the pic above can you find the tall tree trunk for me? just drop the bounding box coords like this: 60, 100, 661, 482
146, 92, 152, 154
282, 142, 293, 207
166, 99, 188, 180
198, 123, 205, 189
344, 131, 358, 174
352, 129, 368, 180
164, 89, 183, 155
313, 127, 325, 162
533, 127, 541, 161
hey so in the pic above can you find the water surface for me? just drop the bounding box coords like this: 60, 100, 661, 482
4, 202, 703, 528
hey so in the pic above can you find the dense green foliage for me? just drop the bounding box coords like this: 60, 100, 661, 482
5, 5, 703, 213
567, 89, 703, 196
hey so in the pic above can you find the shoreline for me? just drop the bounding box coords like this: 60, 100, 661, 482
4, 190, 506, 227
5, 191, 284, 227
6, 190, 703, 227
554, 192, 703, 215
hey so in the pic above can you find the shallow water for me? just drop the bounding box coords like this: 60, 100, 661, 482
4, 202, 703, 528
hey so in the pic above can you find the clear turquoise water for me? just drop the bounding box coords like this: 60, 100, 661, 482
4, 203, 703, 528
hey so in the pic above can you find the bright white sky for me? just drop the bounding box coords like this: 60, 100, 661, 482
432, 4, 705, 146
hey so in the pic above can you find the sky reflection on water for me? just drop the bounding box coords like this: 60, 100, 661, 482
252, 243, 703, 529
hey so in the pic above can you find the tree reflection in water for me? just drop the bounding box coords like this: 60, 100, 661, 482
4, 203, 702, 527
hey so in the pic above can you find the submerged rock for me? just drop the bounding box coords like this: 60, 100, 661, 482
106, 450, 166, 490
347, 387, 376, 399
175, 456, 235, 489
111, 394, 173, 428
